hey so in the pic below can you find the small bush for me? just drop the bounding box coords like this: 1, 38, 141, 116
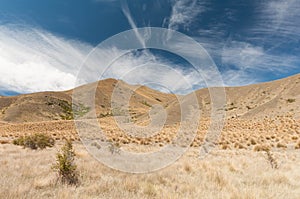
52, 140, 78, 185
141, 100, 151, 107
250, 138, 257, 145
13, 134, 54, 150
295, 141, 300, 149
286, 98, 296, 103
108, 142, 121, 155
266, 150, 278, 169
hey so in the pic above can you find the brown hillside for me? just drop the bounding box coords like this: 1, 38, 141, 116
0, 74, 299, 124
0, 74, 299, 150
0, 78, 176, 123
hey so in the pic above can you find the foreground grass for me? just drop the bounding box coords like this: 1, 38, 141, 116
1, 143, 300, 199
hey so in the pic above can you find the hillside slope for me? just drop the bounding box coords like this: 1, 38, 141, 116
0, 78, 176, 123
0, 74, 299, 123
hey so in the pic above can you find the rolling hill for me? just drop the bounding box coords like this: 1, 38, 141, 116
0, 74, 299, 123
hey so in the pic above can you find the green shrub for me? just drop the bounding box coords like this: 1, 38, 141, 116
13, 134, 55, 150
52, 140, 79, 185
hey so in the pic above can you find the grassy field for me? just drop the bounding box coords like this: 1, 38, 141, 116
1, 142, 300, 199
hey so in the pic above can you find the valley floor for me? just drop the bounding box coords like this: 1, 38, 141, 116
1, 143, 300, 199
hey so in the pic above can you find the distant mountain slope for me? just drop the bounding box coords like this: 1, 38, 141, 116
0, 74, 299, 123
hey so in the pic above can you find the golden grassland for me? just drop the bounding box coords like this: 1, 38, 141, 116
1, 142, 300, 199
1, 115, 299, 151
0, 113, 299, 198
0, 73, 299, 198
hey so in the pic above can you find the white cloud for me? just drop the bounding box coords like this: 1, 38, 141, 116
251, 0, 300, 42
221, 42, 264, 70
168, 0, 208, 30
189, 0, 300, 87
121, 1, 146, 48
221, 70, 258, 87
0, 25, 208, 95
116, 2, 213, 93
105, 52, 207, 94
192, 35, 299, 86
0, 25, 92, 93
221, 41, 298, 72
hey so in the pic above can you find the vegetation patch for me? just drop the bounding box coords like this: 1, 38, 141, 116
266, 150, 278, 169
286, 98, 296, 103
141, 100, 151, 107
155, 98, 162, 102
246, 105, 252, 110
73, 103, 91, 118
99, 112, 113, 118
52, 140, 79, 185
225, 106, 237, 111
254, 144, 270, 152
13, 133, 55, 150
46, 97, 90, 120
108, 141, 121, 155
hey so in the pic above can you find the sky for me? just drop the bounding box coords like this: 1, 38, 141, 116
0, 0, 299, 95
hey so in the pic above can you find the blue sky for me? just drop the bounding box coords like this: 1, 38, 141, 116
0, 0, 299, 95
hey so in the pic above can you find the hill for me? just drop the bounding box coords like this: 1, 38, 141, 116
0, 74, 299, 123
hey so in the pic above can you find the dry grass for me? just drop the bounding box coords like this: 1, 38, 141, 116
1, 143, 300, 198
0, 71, 299, 198
0, 114, 299, 151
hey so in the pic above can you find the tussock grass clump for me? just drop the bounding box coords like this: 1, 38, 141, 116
286, 98, 296, 103
253, 144, 278, 169
108, 142, 121, 155
52, 140, 79, 185
253, 144, 270, 152
13, 134, 54, 150
276, 142, 287, 149
0, 140, 10, 144
266, 150, 279, 169
143, 183, 156, 197
295, 141, 300, 149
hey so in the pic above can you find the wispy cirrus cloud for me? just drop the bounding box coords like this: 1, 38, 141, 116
220, 0, 300, 84
221, 41, 299, 72
103, 51, 206, 93
118, 1, 210, 92
192, 0, 300, 86
252, 0, 300, 39
167, 0, 208, 31
121, 1, 148, 49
